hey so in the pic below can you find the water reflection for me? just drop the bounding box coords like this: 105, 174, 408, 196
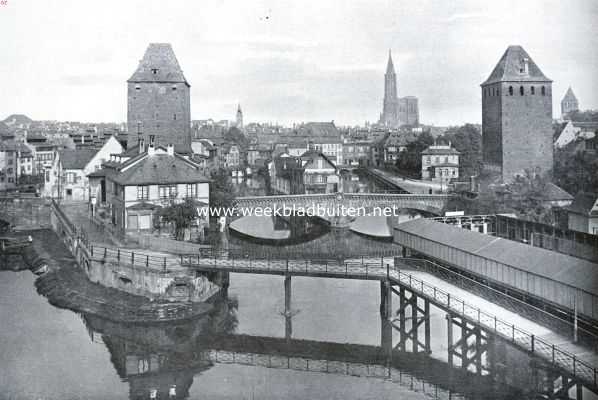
81, 292, 238, 400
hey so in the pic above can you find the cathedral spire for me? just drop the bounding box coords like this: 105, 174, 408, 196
386, 49, 395, 75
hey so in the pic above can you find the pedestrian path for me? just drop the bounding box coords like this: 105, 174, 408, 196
60, 201, 116, 246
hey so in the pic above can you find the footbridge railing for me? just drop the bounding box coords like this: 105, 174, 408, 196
179, 252, 597, 389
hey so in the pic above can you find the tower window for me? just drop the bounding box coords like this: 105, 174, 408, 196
173, 113, 177, 120
135, 85, 140, 91
541, 86, 546, 96
531, 86, 535, 95
508, 86, 513, 96
520, 86, 524, 96
172, 85, 177, 91
151, 68, 158, 74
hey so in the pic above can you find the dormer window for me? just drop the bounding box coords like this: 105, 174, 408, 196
151, 68, 158, 74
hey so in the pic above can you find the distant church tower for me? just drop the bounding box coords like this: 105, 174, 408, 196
561, 87, 579, 119
481, 45, 553, 181
127, 43, 192, 154
236, 104, 243, 129
380, 50, 399, 128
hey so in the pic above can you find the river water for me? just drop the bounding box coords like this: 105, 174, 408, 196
0, 172, 594, 399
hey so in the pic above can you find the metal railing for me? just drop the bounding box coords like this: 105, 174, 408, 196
89, 245, 172, 272
179, 252, 597, 388
203, 350, 464, 400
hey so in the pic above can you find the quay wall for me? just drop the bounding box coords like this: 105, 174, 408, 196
47, 199, 223, 302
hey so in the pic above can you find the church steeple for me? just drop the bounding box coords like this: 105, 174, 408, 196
380, 50, 399, 127
386, 49, 395, 75
236, 103, 243, 129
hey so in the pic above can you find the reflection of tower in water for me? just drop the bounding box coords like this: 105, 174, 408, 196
81, 292, 238, 400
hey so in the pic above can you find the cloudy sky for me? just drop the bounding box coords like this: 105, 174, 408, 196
1, 0, 596, 126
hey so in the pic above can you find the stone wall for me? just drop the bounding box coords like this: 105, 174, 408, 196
127, 81, 191, 153
86, 255, 220, 302
482, 82, 553, 181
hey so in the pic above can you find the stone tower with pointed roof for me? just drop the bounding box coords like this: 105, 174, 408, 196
481, 45, 553, 181
127, 43, 191, 154
561, 87, 579, 119
380, 50, 400, 127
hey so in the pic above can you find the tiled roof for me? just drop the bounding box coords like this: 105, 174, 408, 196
295, 122, 341, 139
59, 149, 97, 170
300, 150, 337, 169
421, 146, 460, 155
128, 43, 188, 84
562, 87, 578, 103
540, 183, 573, 201
567, 192, 598, 217
482, 45, 551, 85
111, 153, 210, 186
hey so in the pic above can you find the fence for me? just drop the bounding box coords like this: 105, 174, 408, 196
203, 350, 464, 400
89, 245, 175, 272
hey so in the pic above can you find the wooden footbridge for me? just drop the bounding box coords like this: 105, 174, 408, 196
171, 249, 598, 395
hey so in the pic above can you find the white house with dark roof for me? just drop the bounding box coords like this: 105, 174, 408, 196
103, 144, 210, 232
58, 135, 123, 201
567, 192, 598, 235
421, 142, 460, 183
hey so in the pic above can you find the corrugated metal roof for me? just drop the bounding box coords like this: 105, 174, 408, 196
394, 218, 598, 294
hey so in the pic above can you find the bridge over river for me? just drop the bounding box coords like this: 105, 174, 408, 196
235, 193, 452, 216
164, 249, 598, 397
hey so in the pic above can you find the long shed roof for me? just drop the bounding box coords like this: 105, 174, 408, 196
394, 218, 598, 294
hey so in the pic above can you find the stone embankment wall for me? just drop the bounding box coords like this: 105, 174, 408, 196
48, 200, 224, 302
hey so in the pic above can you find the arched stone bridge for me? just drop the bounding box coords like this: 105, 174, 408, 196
235, 193, 452, 216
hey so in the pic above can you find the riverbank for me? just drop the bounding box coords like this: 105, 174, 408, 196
2, 229, 213, 324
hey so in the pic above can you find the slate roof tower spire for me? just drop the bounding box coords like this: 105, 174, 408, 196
127, 43, 192, 154
481, 45, 553, 181
561, 87, 579, 119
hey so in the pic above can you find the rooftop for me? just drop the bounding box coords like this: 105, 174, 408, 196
110, 150, 210, 186
482, 45, 551, 85
128, 43, 188, 84
395, 218, 598, 294
59, 149, 97, 170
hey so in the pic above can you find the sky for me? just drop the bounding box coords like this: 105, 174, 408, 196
0, 0, 597, 126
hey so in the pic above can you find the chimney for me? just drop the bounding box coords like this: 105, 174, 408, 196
148, 142, 155, 156
139, 137, 145, 154
81, 135, 84, 144
167, 143, 174, 156
523, 57, 529, 75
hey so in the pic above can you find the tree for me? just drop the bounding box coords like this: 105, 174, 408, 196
553, 148, 598, 195
395, 130, 434, 177
209, 167, 236, 210
159, 199, 199, 241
